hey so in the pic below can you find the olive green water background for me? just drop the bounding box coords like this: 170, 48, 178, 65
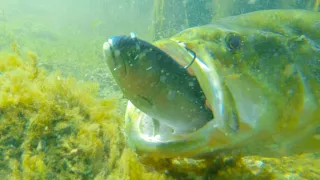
1, 0, 319, 91
1, 0, 320, 179
1, 0, 319, 94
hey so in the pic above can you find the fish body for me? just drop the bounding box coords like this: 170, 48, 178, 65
103, 35, 213, 134
104, 9, 320, 158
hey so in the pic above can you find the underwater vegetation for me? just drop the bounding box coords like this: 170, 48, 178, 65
0, 49, 169, 179
0, 49, 122, 179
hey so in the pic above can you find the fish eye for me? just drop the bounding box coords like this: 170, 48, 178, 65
225, 33, 241, 51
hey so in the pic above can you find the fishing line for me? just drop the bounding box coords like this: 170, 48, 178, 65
184, 47, 196, 69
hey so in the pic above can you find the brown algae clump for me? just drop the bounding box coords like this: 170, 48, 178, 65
0, 51, 126, 179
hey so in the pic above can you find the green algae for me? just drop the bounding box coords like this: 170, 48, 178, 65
0, 51, 124, 179
0, 43, 171, 179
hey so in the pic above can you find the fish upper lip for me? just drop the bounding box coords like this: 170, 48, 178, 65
103, 39, 127, 76
103, 41, 112, 60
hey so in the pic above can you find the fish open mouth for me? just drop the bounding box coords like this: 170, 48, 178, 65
123, 40, 237, 157
125, 91, 230, 158
134, 105, 175, 141
103, 35, 236, 157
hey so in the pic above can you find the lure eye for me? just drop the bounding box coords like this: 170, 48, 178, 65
225, 33, 242, 51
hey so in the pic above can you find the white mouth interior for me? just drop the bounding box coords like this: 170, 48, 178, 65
139, 114, 175, 140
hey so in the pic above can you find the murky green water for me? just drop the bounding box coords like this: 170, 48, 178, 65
0, 0, 319, 179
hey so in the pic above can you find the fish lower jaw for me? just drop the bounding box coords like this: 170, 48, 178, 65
125, 101, 230, 158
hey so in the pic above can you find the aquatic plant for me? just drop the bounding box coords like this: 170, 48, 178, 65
0, 49, 170, 179
0, 50, 122, 179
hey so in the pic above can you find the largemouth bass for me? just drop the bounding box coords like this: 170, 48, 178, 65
103, 9, 320, 158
